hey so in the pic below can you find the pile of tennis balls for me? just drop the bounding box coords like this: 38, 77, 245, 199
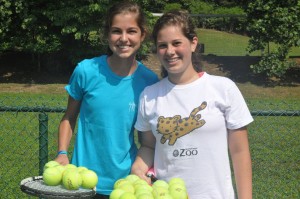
42, 160, 98, 190
110, 174, 188, 199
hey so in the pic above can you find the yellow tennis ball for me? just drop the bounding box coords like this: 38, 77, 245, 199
152, 180, 169, 190
119, 192, 136, 199
110, 189, 126, 199
43, 167, 62, 186
125, 174, 140, 184
119, 183, 135, 194
54, 165, 66, 174
77, 166, 88, 173
135, 188, 152, 198
134, 179, 149, 187
136, 192, 154, 199
168, 177, 186, 187
113, 179, 130, 189
80, 170, 98, 189
169, 185, 188, 199
64, 164, 77, 169
135, 184, 153, 193
152, 186, 169, 198
43, 160, 60, 171
62, 170, 82, 190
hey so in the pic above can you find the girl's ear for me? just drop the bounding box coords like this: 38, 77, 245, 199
191, 37, 198, 52
141, 32, 146, 42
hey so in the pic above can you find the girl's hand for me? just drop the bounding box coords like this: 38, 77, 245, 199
54, 154, 69, 165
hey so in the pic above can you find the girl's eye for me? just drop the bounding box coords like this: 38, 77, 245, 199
173, 41, 181, 46
157, 44, 167, 49
111, 29, 121, 34
128, 29, 138, 34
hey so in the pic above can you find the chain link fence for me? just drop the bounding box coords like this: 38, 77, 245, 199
0, 95, 299, 198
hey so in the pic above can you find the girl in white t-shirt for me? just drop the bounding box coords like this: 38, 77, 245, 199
131, 10, 253, 199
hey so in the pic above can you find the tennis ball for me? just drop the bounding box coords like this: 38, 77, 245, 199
119, 183, 135, 194
134, 179, 149, 187
152, 186, 168, 198
55, 165, 66, 174
62, 170, 82, 190
169, 186, 188, 199
168, 177, 186, 187
135, 184, 153, 193
135, 188, 152, 198
168, 182, 186, 192
136, 192, 154, 199
125, 174, 140, 184
110, 189, 125, 199
114, 179, 130, 189
43, 160, 60, 171
63, 168, 77, 177
43, 167, 62, 186
152, 180, 169, 189
119, 192, 136, 199
155, 193, 173, 199
64, 164, 77, 169
77, 166, 88, 173
80, 170, 98, 189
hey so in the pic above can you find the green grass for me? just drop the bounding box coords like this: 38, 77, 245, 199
0, 94, 299, 198
197, 29, 300, 56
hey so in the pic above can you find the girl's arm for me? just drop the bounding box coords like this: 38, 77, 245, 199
55, 96, 81, 165
131, 130, 156, 184
228, 127, 252, 199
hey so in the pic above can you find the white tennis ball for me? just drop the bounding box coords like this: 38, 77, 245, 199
43, 160, 60, 171
110, 189, 125, 199
43, 167, 62, 186
62, 170, 82, 190
80, 170, 98, 189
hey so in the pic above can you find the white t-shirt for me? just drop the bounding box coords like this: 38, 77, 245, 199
135, 72, 253, 199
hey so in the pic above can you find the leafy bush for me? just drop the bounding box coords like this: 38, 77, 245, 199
250, 46, 296, 77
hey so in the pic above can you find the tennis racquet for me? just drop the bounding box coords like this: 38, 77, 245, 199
20, 176, 96, 198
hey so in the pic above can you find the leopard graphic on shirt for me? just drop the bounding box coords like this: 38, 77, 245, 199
157, 101, 207, 145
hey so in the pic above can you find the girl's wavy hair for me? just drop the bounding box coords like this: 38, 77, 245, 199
104, 1, 147, 56
152, 10, 202, 78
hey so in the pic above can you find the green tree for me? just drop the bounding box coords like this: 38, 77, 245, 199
246, 0, 300, 77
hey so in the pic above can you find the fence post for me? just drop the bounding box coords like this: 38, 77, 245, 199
39, 113, 48, 175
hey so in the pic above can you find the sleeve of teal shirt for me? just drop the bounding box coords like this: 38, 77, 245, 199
65, 62, 86, 101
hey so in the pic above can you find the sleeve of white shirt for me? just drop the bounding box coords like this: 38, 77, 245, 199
225, 81, 254, 130
135, 90, 152, 132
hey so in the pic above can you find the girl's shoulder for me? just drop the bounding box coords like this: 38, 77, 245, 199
204, 73, 236, 88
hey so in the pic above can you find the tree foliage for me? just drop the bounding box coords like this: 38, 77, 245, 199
246, 0, 300, 77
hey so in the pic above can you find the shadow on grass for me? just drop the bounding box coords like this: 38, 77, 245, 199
201, 55, 300, 87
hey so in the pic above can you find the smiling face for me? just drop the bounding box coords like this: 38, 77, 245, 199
156, 25, 198, 78
108, 13, 145, 59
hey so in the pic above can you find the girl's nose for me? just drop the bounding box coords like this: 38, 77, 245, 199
120, 33, 128, 42
166, 46, 175, 55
